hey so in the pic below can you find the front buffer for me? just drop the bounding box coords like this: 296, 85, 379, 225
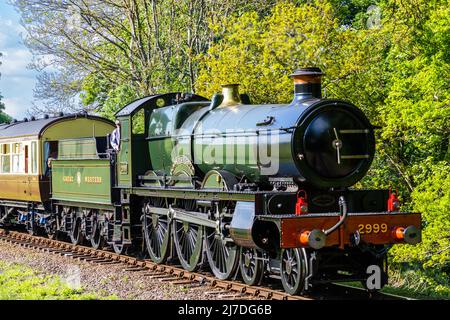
276, 209, 420, 294
229, 191, 421, 295
278, 211, 421, 249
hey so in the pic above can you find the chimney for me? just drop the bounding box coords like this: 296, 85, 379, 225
218, 84, 242, 108
290, 67, 323, 102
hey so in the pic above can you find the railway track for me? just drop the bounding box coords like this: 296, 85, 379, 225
0, 228, 409, 301
0, 228, 306, 300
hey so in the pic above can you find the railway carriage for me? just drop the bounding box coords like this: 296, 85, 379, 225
0, 67, 422, 295
0, 114, 114, 233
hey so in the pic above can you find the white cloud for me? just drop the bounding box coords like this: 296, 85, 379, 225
0, 33, 6, 47
0, 19, 13, 27
0, 48, 36, 119
0, 15, 25, 33
0, 48, 33, 76
0, 7, 37, 119
2, 97, 31, 118
0, 19, 27, 48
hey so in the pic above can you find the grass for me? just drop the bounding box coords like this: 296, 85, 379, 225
0, 261, 117, 300
343, 268, 450, 300
383, 267, 450, 300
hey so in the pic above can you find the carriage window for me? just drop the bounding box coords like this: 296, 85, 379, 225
1, 144, 11, 173
31, 141, 38, 174
11, 143, 24, 173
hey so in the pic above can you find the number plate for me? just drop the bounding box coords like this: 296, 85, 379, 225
358, 223, 388, 234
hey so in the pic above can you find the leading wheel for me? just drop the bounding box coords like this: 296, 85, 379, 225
173, 220, 203, 271
280, 248, 308, 295
239, 247, 264, 286
142, 200, 170, 263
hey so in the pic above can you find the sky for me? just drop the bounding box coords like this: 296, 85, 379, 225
0, 1, 37, 119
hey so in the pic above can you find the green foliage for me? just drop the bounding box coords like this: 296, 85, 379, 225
81, 73, 138, 120
390, 163, 450, 269
0, 89, 11, 123
376, 1, 450, 281
0, 111, 11, 124
196, 0, 389, 119
132, 109, 146, 135
387, 262, 450, 299
14, 0, 276, 114
197, 1, 340, 104
13, 0, 450, 296
329, 0, 381, 27
0, 54, 12, 124
0, 261, 116, 300
197, 0, 450, 294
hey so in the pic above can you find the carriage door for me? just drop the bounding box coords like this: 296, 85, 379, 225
117, 117, 132, 187
24, 146, 29, 173
24, 145, 30, 197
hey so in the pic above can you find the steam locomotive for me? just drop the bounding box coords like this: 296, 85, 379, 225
0, 67, 421, 295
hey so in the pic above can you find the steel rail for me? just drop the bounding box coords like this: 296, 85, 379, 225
0, 228, 410, 301
0, 228, 307, 301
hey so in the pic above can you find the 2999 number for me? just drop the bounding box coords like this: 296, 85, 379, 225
358, 223, 388, 234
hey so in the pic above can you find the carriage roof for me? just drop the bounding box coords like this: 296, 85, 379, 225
0, 114, 113, 139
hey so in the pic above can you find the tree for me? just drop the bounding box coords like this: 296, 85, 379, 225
13, 0, 276, 116
374, 0, 450, 283
0, 95, 7, 123
0, 53, 12, 123
0, 91, 4, 115
196, 0, 389, 118
196, 0, 450, 292
12, 0, 450, 294
0, 52, 4, 110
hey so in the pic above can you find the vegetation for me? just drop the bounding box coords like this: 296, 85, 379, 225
12, 0, 276, 117
12, 0, 450, 298
198, 0, 450, 298
0, 261, 116, 300
0, 102, 11, 124
0, 53, 12, 124
0, 99, 8, 124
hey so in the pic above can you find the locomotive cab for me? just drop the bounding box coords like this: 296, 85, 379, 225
114, 93, 209, 188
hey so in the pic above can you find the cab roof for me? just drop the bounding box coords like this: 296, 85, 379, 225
115, 93, 209, 117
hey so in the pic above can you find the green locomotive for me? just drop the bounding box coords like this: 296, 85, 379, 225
0, 68, 421, 295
